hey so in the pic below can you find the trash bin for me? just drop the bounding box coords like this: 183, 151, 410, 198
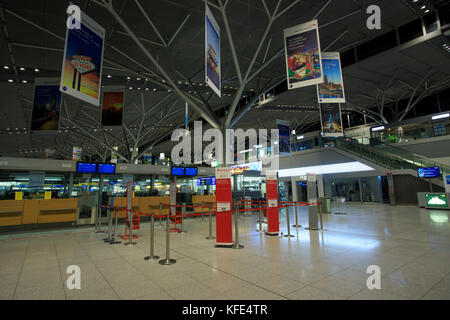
318, 197, 331, 213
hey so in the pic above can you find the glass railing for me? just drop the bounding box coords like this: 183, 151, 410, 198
334, 137, 450, 174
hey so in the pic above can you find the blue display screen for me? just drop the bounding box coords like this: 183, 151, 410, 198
77, 162, 96, 173
197, 177, 216, 186
97, 164, 116, 174
171, 167, 185, 176
185, 167, 198, 176
418, 167, 440, 178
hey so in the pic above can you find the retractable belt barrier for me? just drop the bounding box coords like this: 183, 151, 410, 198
95, 200, 324, 267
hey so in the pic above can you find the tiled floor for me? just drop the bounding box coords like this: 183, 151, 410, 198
0, 203, 449, 300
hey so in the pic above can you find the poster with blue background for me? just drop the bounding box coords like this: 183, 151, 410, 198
205, 4, 221, 97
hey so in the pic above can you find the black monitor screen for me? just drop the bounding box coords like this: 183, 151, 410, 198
77, 162, 97, 173
185, 167, 198, 176
171, 167, 185, 176
418, 167, 440, 178
97, 163, 116, 174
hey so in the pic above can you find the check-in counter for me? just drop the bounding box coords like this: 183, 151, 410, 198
192, 195, 216, 213
110, 196, 170, 217
417, 192, 450, 210
0, 198, 78, 227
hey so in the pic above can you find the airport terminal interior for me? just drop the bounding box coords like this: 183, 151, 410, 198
0, 0, 450, 302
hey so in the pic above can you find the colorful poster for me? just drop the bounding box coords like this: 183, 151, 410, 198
60, 9, 105, 106
72, 147, 82, 161
143, 154, 152, 164
30, 78, 62, 131
111, 146, 118, 164
276, 120, 291, 156
317, 52, 346, 103
284, 19, 323, 90
215, 167, 232, 246
205, 4, 221, 97
265, 171, 279, 235
320, 103, 344, 137
101, 89, 124, 126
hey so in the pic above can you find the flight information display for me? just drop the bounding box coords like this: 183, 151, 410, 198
185, 167, 198, 176
76, 162, 97, 173
418, 167, 440, 178
171, 167, 185, 176
97, 163, 116, 174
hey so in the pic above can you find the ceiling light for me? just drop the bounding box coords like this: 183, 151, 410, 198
34, 68, 39, 72
371, 126, 385, 132
19, 67, 25, 71
297, 135, 304, 140
107, 74, 112, 78
3, 66, 9, 69
7, 79, 14, 83
432, 113, 450, 120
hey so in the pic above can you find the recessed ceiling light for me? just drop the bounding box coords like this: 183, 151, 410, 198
7, 79, 14, 83
19, 67, 25, 71
3, 66, 9, 69
21, 80, 27, 83
107, 74, 112, 78
34, 68, 39, 72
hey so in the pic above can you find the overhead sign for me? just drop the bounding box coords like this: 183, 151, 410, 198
30, 78, 62, 131
284, 19, 323, 90
417, 167, 440, 179
320, 103, 344, 137
101, 89, 124, 126
60, 8, 105, 106
230, 161, 262, 175
29, 171, 45, 189
317, 52, 346, 103
277, 119, 291, 156
205, 4, 221, 97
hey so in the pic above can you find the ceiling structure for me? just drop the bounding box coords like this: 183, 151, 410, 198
0, 0, 448, 161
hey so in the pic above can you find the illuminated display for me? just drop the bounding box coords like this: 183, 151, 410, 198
418, 167, 440, 178
425, 194, 448, 209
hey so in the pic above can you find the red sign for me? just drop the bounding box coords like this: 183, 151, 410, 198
265, 171, 279, 235
215, 168, 233, 245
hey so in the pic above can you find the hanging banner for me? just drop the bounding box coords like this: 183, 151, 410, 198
215, 167, 232, 246
265, 171, 279, 235
111, 146, 118, 164
205, 4, 221, 97
317, 52, 346, 103
276, 119, 291, 156
284, 19, 323, 90
101, 89, 125, 126
320, 103, 344, 137
30, 78, 62, 131
72, 146, 82, 161
60, 9, 105, 106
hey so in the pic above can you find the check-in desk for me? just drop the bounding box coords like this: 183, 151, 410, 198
0, 198, 78, 227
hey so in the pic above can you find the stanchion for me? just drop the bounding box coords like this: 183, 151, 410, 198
232, 208, 244, 249
124, 208, 136, 246
201, 202, 205, 222
256, 201, 263, 232
95, 205, 105, 233
179, 205, 186, 233
144, 213, 159, 261
292, 202, 301, 228
159, 203, 163, 226
103, 207, 113, 242
318, 202, 326, 231
205, 207, 215, 240
284, 204, 294, 238
110, 207, 121, 245
159, 212, 176, 265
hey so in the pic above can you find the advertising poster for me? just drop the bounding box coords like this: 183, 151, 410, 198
143, 154, 153, 164
60, 9, 105, 106
320, 103, 344, 137
101, 89, 124, 126
276, 119, 291, 156
30, 78, 62, 131
317, 52, 346, 103
265, 171, 279, 235
111, 146, 118, 164
284, 19, 323, 90
205, 4, 221, 97
72, 147, 82, 161
215, 167, 232, 246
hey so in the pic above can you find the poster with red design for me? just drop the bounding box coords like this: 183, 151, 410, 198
265, 171, 279, 235
215, 167, 232, 245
